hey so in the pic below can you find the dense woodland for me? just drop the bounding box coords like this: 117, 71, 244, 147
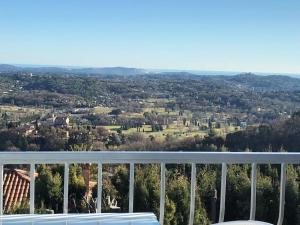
1, 72, 300, 123
1, 71, 300, 224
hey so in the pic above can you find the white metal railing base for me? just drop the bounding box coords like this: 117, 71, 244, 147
0, 213, 159, 225
0, 152, 299, 225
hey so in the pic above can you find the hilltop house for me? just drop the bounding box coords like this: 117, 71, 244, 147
52, 115, 70, 128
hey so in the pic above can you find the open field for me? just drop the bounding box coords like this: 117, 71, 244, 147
0, 105, 40, 113
94, 106, 113, 114
100, 122, 239, 141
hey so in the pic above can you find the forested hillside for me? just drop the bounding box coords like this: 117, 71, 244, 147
1, 72, 300, 123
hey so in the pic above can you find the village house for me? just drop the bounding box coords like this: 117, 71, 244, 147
54, 115, 70, 128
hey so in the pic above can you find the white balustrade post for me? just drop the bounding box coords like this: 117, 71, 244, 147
277, 163, 287, 225
129, 163, 134, 213
160, 163, 166, 225
97, 163, 102, 213
30, 163, 35, 214
64, 163, 69, 214
189, 163, 197, 225
219, 163, 227, 223
250, 163, 257, 220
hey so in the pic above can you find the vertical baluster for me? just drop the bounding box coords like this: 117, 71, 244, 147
64, 163, 69, 214
277, 163, 287, 225
30, 163, 35, 214
0, 164, 3, 215
160, 163, 166, 225
129, 163, 134, 213
219, 163, 227, 223
250, 163, 257, 220
97, 163, 102, 213
189, 163, 197, 225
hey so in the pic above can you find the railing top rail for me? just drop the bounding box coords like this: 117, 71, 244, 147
0, 151, 300, 164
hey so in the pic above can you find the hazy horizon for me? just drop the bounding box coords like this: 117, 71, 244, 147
1, 62, 300, 77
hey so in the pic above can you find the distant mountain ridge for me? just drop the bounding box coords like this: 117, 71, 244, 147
0, 63, 299, 78
224, 73, 300, 91
0, 64, 147, 75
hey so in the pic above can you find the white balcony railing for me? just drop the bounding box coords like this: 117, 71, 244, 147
0, 151, 300, 225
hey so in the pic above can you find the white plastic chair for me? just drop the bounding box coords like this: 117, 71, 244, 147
131, 220, 160, 225
100, 221, 130, 225
2, 222, 33, 225
34, 221, 67, 225
68, 221, 98, 225
212, 220, 273, 225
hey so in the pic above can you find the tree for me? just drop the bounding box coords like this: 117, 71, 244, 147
111, 166, 129, 211
225, 165, 251, 220
0, 130, 28, 151
166, 170, 210, 225
35, 165, 62, 212
68, 164, 87, 213
107, 133, 122, 147
67, 130, 93, 151
134, 165, 160, 214
96, 127, 110, 141
109, 109, 122, 116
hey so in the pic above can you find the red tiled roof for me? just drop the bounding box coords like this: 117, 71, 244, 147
3, 169, 32, 211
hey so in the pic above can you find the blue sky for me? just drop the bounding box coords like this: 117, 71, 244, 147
0, 0, 299, 73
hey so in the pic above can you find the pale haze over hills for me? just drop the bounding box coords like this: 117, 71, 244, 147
0, 64, 299, 78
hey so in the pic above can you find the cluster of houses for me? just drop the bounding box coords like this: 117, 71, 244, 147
7, 114, 71, 137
